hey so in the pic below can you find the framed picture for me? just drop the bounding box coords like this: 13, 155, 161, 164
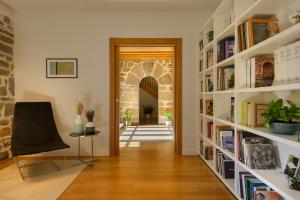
46, 58, 78, 78
248, 19, 274, 47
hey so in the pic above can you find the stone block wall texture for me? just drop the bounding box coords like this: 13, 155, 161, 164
0, 15, 14, 162
120, 59, 173, 124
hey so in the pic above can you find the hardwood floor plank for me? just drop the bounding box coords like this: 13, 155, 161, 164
59, 141, 236, 200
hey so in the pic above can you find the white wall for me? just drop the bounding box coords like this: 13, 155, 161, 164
13, 10, 211, 156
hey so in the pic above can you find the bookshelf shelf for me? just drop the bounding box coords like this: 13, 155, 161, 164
215, 22, 235, 42
202, 66, 214, 73
236, 124, 300, 150
237, 161, 300, 200
198, 0, 300, 199
214, 117, 235, 127
215, 144, 235, 160
214, 89, 235, 94
214, 55, 235, 69
236, 23, 300, 59
236, 82, 300, 93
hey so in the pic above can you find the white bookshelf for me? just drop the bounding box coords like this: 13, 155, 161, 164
197, 0, 300, 199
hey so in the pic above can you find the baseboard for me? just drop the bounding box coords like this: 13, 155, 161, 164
182, 148, 197, 155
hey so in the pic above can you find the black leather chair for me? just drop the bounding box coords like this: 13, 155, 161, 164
11, 102, 70, 179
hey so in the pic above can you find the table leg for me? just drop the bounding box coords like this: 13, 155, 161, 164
91, 136, 94, 163
78, 137, 81, 157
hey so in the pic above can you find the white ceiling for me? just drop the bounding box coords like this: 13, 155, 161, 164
3, 0, 222, 12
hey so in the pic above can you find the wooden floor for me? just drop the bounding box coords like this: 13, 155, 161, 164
59, 141, 236, 200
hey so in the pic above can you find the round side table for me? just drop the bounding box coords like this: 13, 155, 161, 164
69, 131, 100, 166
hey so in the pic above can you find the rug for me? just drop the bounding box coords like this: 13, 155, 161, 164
0, 160, 86, 200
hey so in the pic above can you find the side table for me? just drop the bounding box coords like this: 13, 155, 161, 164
69, 131, 100, 166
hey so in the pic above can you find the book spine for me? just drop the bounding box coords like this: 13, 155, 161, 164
250, 57, 255, 88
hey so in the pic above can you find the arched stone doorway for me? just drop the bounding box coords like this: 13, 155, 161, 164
139, 76, 158, 124
119, 59, 173, 125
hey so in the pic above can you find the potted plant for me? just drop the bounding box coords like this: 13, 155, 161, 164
123, 110, 132, 126
164, 111, 173, 126
207, 30, 214, 42
262, 99, 300, 135
142, 106, 153, 119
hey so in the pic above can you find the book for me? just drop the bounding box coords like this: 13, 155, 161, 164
238, 131, 269, 162
274, 40, 300, 83
199, 40, 204, 51
204, 146, 213, 160
254, 191, 279, 200
205, 74, 213, 92
239, 172, 252, 199
216, 150, 234, 179
222, 135, 234, 153
249, 179, 267, 200
199, 59, 203, 72
223, 159, 235, 179
200, 140, 203, 156
250, 56, 274, 88
230, 97, 235, 122
247, 102, 256, 127
217, 36, 235, 62
241, 101, 248, 126
206, 50, 214, 68
241, 102, 268, 127
284, 154, 300, 177
255, 104, 268, 126
244, 143, 276, 169
205, 100, 213, 116
219, 129, 234, 153
207, 121, 213, 139
215, 125, 231, 146
200, 99, 203, 113
241, 173, 255, 199
217, 65, 235, 91
238, 18, 278, 52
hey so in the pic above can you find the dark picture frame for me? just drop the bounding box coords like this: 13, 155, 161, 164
46, 58, 78, 78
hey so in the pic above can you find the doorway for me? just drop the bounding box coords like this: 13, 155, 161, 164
139, 76, 159, 125
109, 38, 182, 156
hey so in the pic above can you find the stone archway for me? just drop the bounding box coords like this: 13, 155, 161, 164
120, 59, 173, 124
139, 76, 159, 124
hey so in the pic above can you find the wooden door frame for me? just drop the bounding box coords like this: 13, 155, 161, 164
109, 38, 182, 156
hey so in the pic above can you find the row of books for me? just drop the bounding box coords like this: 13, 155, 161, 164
238, 131, 276, 170
199, 39, 204, 51
204, 146, 213, 160
217, 36, 234, 63
216, 150, 234, 179
205, 100, 213, 116
239, 171, 279, 200
215, 125, 234, 153
217, 65, 235, 91
200, 140, 203, 157
199, 59, 203, 72
238, 18, 278, 52
241, 102, 268, 127
207, 50, 214, 69
242, 56, 274, 88
207, 121, 213, 139
274, 40, 300, 83
205, 74, 213, 92
200, 99, 203, 113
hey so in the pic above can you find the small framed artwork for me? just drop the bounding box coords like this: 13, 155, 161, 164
46, 58, 78, 78
248, 19, 274, 47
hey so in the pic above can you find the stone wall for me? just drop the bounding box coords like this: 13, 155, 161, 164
120, 59, 173, 124
0, 15, 14, 162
